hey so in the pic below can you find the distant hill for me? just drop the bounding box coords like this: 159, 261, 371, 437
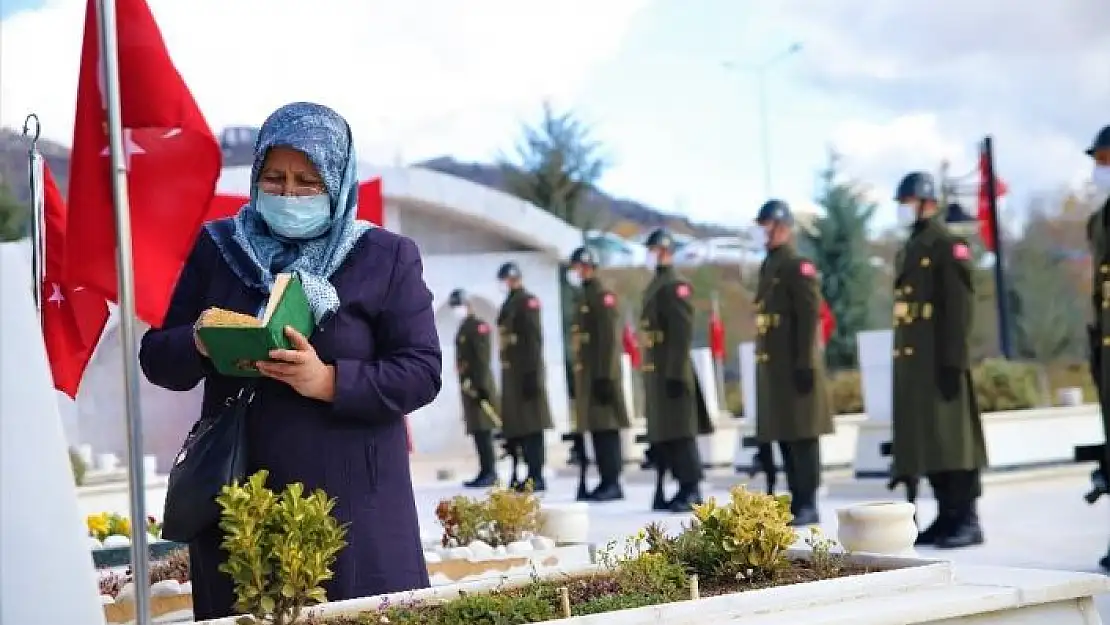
0, 127, 734, 239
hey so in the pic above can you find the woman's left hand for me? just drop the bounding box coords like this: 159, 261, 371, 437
256, 326, 336, 402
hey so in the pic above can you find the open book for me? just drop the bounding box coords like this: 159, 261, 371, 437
196, 273, 314, 377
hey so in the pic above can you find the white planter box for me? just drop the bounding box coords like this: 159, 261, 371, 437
77, 475, 169, 520
186, 550, 1110, 625
425, 543, 591, 587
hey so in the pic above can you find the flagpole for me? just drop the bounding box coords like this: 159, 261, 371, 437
95, 0, 152, 623
982, 136, 1013, 360
23, 114, 45, 322
711, 290, 726, 409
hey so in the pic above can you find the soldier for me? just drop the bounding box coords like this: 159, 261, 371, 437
496, 262, 554, 491
891, 171, 988, 549
567, 246, 632, 502
448, 288, 500, 489
640, 228, 715, 513
1082, 125, 1110, 570
752, 200, 834, 526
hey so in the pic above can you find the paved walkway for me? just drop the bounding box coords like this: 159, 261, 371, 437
411, 470, 1110, 616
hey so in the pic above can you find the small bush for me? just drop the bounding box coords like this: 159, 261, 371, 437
972, 358, 1043, 412
217, 470, 348, 625
827, 370, 863, 414
69, 448, 87, 486
434, 486, 541, 548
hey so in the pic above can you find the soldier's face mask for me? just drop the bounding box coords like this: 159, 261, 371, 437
645, 249, 659, 271
1093, 164, 1110, 192
498, 281, 511, 295
896, 201, 918, 228
565, 268, 583, 288
451, 305, 468, 321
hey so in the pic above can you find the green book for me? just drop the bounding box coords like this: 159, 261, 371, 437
196, 273, 315, 377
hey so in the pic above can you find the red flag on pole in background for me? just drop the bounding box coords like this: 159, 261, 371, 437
819, 299, 835, 347
41, 162, 110, 398
66, 0, 221, 328
709, 308, 726, 361
622, 322, 641, 369
977, 148, 1008, 253
207, 177, 385, 225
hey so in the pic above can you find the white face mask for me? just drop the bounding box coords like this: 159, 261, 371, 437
565, 269, 583, 288
644, 250, 659, 271
451, 306, 468, 321
1093, 165, 1110, 192
498, 281, 510, 295
748, 226, 768, 250
896, 203, 917, 228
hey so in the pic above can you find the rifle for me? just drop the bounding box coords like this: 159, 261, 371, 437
743, 438, 777, 495
461, 379, 502, 428
562, 432, 590, 500
647, 444, 667, 508
1075, 443, 1108, 504
881, 441, 919, 505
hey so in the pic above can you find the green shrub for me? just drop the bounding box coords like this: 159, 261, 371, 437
217, 470, 348, 625
971, 358, 1043, 412
434, 486, 541, 547
69, 448, 87, 486
827, 370, 863, 415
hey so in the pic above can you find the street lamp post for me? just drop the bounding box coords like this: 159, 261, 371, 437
725, 42, 803, 198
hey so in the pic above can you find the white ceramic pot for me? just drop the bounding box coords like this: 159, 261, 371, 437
836, 501, 918, 556
538, 503, 589, 544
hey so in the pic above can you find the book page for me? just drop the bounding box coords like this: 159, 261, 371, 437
261, 273, 293, 325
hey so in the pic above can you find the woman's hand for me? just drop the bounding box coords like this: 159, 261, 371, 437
256, 326, 336, 402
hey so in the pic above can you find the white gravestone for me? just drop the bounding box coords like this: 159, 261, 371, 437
0, 242, 107, 624
853, 329, 895, 477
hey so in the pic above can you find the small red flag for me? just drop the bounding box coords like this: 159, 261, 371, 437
709, 310, 726, 361
41, 162, 110, 399
819, 299, 835, 347
977, 148, 1008, 253
66, 0, 221, 327
622, 322, 641, 369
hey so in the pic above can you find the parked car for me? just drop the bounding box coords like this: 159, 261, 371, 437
673, 236, 761, 267
584, 230, 648, 268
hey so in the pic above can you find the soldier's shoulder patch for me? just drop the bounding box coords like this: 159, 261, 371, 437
603, 292, 617, 307
477, 322, 490, 334
527, 297, 540, 310
675, 283, 691, 299
799, 261, 817, 278
952, 242, 971, 261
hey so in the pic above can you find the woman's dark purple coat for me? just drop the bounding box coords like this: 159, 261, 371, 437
139, 225, 442, 619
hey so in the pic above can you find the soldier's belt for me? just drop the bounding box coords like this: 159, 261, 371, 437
640, 330, 663, 347
1102, 278, 1110, 309
755, 314, 781, 332
892, 301, 932, 324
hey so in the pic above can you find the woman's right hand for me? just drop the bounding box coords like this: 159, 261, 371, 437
193, 311, 210, 357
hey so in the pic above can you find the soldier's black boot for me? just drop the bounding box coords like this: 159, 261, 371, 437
651, 469, 669, 511
914, 510, 951, 546
465, 432, 498, 488
589, 481, 624, 502
787, 491, 819, 527
668, 483, 703, 513
935, 501, 984, 549
1099, 545, 1110, 572
463, 473, 498, 488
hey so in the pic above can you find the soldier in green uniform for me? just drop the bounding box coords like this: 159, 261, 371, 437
567, 246, 632, 502
752, 200, 834, 526
640, 228, 715, 513
448, 288, 501, 489
890, 171, 988, 549
496, 262, 554, 491
1081, 125, 1110, 570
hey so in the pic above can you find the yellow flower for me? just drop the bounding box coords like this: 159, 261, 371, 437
114, 517, 132, 537
87, 513, 110, 540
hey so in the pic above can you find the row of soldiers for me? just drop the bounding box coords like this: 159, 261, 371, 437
447, 229, 713, 513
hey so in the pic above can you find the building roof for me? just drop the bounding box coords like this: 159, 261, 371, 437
215, 163, 582, 259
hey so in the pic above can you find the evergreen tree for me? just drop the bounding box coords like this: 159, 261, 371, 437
802, 151, 876, 370
500, 103, 610, 367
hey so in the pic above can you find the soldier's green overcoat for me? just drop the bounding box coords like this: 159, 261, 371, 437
497, 287, 553, 438
455, 314, 500, 434
753, 245, 833, 442
639, 266, 714, 443
1086, 197, 1110, 463
891, 218, 988, 476
570, 278, 631, 432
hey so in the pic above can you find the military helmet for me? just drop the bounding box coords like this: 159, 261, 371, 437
569, 246, 599, 267
644, 227, 676, 250
496, 261, 521, 280
755, 199, 794, 225
447, 288, 467, 307
1087, 125, 1110, 157
894, 171, 938, 202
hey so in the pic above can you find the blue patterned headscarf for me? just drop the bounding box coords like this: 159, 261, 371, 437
206, 102, 372, 324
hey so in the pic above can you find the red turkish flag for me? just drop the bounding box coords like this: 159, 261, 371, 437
819, 299, 835, 347
41, 162, 110, 399
207, 177, 385, 225
66, 0, 221, 328
622, 322, 641, 369
977, 149, 1008, 253
708, 309, 726, 361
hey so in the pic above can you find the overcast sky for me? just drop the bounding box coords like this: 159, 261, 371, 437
1, 0, 1106, 230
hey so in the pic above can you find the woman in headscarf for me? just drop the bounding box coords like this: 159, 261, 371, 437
139, 102, 442, 619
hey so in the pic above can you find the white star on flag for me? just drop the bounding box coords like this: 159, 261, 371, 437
48, 283, 65, 306
101, 128, 146, 170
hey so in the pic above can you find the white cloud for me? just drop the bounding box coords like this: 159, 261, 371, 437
0, 0, 649, 163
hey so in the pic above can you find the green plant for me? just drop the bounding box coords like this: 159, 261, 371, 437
434, 486, 541, 548
972, 358, 1043, 412
217, 470, 348, 625
69, 448, 87, 486
827, 370, 863, 414
435, 495, 489, 547
803, 527, 844, 579
679, 486, 796, 582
